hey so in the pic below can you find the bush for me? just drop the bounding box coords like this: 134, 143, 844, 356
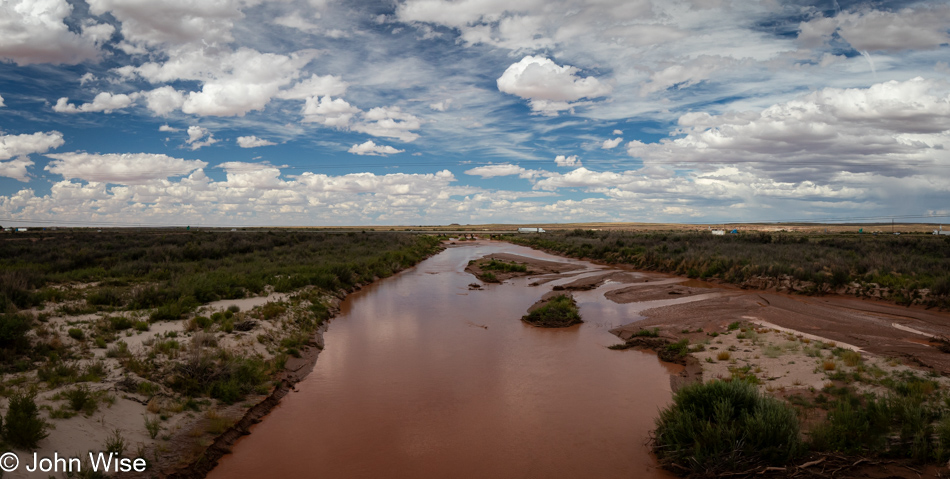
521, 294, 581, 328
653, 380, 802, 474
4, 390, 50, 449
68, 328, 85, 340
0, 307, 33, 352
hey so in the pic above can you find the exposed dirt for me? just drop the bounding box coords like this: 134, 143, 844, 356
606, 282, 717, 303
465, 253, 583, 283
553, 271, 643, 291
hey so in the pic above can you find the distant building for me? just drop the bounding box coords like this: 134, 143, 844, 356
711, 229, 725, 235
934, 230, 950, 236
16, 228, 28, 232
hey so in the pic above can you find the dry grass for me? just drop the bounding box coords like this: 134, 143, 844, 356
717, 351, 731, 361
822, 360, 836, 371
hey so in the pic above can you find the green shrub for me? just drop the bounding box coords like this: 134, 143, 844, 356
68, 328, 85, 340
64, 385, 97, 414
653, 380, 801, 474
4, 390, 50, 449
521, 294, 581, 328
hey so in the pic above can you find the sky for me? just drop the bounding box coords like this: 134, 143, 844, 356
0, 0, 949, 227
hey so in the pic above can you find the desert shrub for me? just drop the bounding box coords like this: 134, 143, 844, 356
521, 294, 581, 328
68, 328, 85, 340
4, 390, 50, 449
809, 395, 890, 454
653, 380, 801, 473
0, 307, 33, 352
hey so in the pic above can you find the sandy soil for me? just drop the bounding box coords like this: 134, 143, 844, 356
1, 290, 335, 479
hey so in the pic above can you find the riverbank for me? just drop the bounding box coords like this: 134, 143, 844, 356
0, 231, 442, 478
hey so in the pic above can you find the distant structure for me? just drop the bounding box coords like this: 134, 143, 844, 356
711, 229, 725, 235
935, 226, 950, 236
16, 227, 28, 232
518, 227, 546, 233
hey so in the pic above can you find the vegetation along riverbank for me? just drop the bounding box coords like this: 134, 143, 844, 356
506, 229, 950, 309
0, 230, 441, 476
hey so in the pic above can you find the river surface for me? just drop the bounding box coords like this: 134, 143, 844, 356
209, 242, 680, 478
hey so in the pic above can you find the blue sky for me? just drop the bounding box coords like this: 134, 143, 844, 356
1, 0, 949, 226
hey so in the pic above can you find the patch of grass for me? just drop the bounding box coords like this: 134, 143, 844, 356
144, 415, 161, 439
632, 327, 660, 338
717, 351, 731, 361
67, 328, 85, 340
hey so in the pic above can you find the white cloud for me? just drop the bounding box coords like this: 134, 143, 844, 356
124, 48, 315, 117
0, 94, 4, 107
612, 129, 623, 135
185, 126, 218, 150
53, 92, 139, 114
237, 136, 277, 148
497, 56, 612, 115
554, 155, 581, 167
429, 99, 452, 111
626, 77, 950, 180
278, 74, 348, 100
353, 106, 423, 142
640, 55, 746, 96
348, 140, 404, 156
85, 0, 254, 49
0, 0, 101, 65
0, 131, 65, 181
44, 152, 207, 184
158, 124, 180, 132
144, 86, 185, 116
601, 138, 622, 149
465, 164, 525, 178
302, 96, 361, 127
836, 6, 950, 53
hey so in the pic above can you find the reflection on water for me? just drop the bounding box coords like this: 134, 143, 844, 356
209, 242, 678, 479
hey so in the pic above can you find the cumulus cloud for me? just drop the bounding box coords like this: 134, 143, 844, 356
626, 78, 950, 180
144, 86, 185, 116
185, 126, 218, 150
53, 92, 139, 114
302, 96, 361, 127
554, 155, 581, 167
123, 48, 315, 117
44, 152, 207, 184
601, 138, 622, 149
158, 124, 179, 132
497, 56, 612, 115
237, 136, 277, 148
0, 131, 65, 181
0, 0, 102, 65
348, 140, 404, 156
463, 163, 542, 180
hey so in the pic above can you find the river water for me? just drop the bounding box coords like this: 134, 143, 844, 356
209, 242, 679, 478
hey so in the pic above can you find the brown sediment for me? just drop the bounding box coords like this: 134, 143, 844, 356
552, 271, 643, 291
605, 283, 717, 303
464, 252, 583, 283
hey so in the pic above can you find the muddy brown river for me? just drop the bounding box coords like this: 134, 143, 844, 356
209, 242, 680, 478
